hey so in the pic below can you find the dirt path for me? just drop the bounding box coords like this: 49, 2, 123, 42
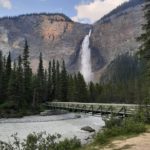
103, 132, 150, 150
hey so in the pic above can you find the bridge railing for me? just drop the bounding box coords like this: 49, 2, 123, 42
45, 102, 145, 117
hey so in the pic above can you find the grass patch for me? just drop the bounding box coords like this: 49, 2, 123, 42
94, 117, 146, 145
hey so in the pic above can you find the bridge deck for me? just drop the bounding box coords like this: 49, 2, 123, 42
45, 102, 148, 117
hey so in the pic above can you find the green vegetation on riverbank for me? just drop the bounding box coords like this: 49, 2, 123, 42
0, 132, 81, 150
80, 115, 149, 150
1, 114, 149, 150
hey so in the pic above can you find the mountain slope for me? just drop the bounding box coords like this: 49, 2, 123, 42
0, 13, 91, 72
91, 0, 144, 81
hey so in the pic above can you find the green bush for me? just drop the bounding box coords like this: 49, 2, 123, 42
95, 117, 146, 145
122, 118, 146, 134
105, 117, 122, 128
94, 131, 108, 144
56, 137, 81, 150
0, 132, 81, 150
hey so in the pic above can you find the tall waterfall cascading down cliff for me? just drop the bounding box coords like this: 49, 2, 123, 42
80, 30, 93, 83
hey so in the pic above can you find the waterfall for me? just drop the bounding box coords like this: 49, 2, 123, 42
80, 30, 93, 83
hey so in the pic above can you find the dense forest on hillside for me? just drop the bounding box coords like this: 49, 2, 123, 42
0, 41, 102, 117
0, 39, 144, 117
99, 0, 150, 106
0, 41, 147, 118
99, 54, 142, 104
0, 13, 72, 22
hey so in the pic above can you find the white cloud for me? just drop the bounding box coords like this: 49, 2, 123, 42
0, 0, 12, 9
72, 0, 129, 23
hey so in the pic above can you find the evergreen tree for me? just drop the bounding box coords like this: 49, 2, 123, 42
23, 40, 32, 106
43, 69, 48, 102
16, 56, 24, 109
0, 53, 7, 104
76, 73, 88, 102
89, 82, 96, 103
37, 53, 45, 103
3, 52, 12, 100
56, 61, 61, 100
60, 60, 68, 101
37, 53, 44, 80
67, 75, 75, 101
7, 61, 25, 110
6, 52, 11, 78
7, 62, 18, 107
0, 51, 3, 103
47, 61, 52, 101
51, 59, 56, 100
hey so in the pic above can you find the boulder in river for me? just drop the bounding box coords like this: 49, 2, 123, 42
75, 114, 81, 118
81, 126, 95, 133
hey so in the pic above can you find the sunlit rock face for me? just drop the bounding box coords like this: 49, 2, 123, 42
0, 13, 91, 72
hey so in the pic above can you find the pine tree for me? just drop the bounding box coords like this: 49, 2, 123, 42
73, 74, 79, 102
60, 60, 68, 101
76, 73, 88, 102
6, 52, 11, 79
37, 53, 44, 81
89, 82, 96, 103
0, 51, 3, 103
51, 59, 56, 100
7, 62, 17, 106
47, 61, 52, 101
3, 52, 12, 100
43, 69, 48, 102
67, 75, 75, 101
37, 53, 45, 103
56, 61, 61, 100
16, 55, 24, 109
23, 40, 32, 106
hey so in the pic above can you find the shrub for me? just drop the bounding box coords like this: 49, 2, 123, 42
95, 116, 146, 145
0, 132, 81, 150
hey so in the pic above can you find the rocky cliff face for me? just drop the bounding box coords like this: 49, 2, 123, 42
0, 13, 90, 71
0, 0, 145, 81
90, 1, 144, 81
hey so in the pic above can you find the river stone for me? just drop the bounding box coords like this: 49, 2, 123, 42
75, 114, 81, 118
81, 126, 95, 132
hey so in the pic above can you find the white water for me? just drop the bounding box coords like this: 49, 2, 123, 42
80, 30, 93, 83
0, 113, 105, 144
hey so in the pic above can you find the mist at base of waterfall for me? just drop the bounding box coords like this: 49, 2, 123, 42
80, 30, 93, 83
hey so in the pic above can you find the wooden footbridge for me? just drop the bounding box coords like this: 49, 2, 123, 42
45, 102, 149, 117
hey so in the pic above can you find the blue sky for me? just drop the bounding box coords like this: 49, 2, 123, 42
0, 0, 129, 23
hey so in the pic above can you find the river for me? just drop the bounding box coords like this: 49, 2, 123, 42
0, 113, 105, 144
